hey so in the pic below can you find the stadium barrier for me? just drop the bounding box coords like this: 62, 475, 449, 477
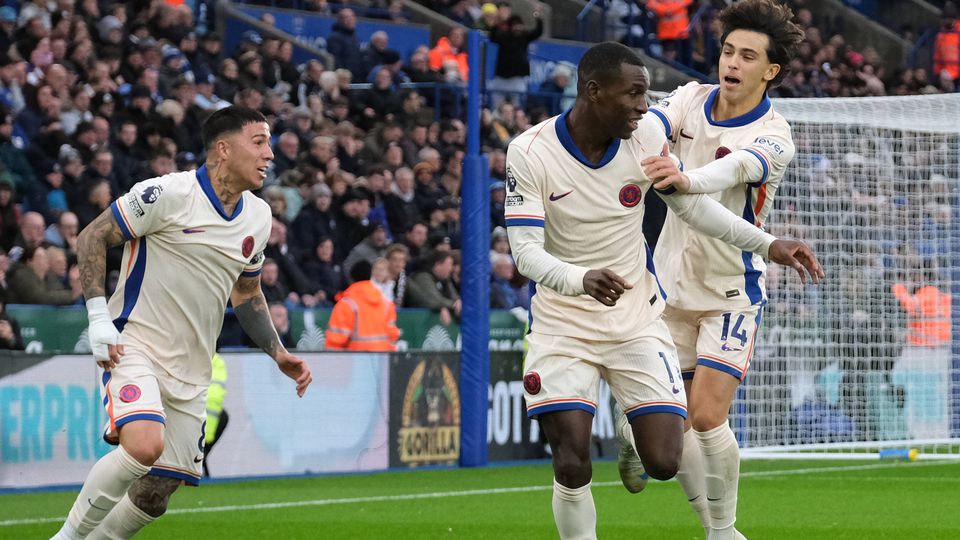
6, 306, 527, 354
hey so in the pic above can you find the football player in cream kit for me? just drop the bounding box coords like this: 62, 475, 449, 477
617, 2, 808, 539
52, 107, 313, 540
507, 42, 822, 540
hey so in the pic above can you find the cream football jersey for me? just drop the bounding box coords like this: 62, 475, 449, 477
649, 82, 796, 311
109, 166, 272, 385
505, 112, 671, 342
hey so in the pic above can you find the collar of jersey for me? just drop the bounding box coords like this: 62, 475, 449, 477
196, 165, 244, 221
702, 86, 771, 128
554, 109, 621, 169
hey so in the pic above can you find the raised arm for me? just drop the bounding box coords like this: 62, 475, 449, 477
231, 273, 312, 396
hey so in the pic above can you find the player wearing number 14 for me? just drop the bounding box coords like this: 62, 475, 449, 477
619, 2, 809, 540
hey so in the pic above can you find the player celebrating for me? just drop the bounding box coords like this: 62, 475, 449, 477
617, 2, 806, 539
507, 41, 821, 540
52, 107, 312, 540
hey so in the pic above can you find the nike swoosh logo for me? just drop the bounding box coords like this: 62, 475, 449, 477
88, 498, 109, 511
679, 129, 694, 140
688, 495, 701, 502
182, 228, 206, 234
549, 190, 573, 201
707, 497, 721, 501
672, 386, 681, 394
194, 455, 205, 463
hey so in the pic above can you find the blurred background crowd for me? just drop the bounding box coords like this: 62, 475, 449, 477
0, 0, 957, 351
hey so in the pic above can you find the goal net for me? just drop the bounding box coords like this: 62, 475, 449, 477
730, 93, 960, 460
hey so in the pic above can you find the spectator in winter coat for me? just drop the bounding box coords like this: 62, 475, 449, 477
405, 250, 461, 326
488, 8, 544, 108
302, 237, 343, 306
7, 245, 81, 305
327, 9, 365, 80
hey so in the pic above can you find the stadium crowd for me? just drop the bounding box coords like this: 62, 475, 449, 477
0, 0, 540, 354
0, 0, 956, 352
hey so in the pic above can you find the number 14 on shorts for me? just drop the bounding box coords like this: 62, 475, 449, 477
720, 312, 748, 352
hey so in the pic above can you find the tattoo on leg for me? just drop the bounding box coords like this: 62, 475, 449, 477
127, 475, 181, 518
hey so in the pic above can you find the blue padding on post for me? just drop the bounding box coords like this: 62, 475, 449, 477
459, 30, 490, 468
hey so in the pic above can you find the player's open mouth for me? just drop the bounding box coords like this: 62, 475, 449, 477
723, 75, 741, 86
257, 167, 268, 178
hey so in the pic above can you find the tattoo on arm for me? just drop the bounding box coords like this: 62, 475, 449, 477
127, 474, 181, 517
77, 209, 127, 299
233, 276, 283, 358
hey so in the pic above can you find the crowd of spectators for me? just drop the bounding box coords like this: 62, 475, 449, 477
606, 0, 960, 97
0, 0, 538, 353
1, 0, 957, 353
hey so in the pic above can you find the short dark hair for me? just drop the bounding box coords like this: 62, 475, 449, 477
350, 260, 373, 282
426, 249, 453, 270
201, 106, 267, 150
22, 245, 44, 263
718, 0, 805, 88
406, 220, 428, 233
577, 41, 645, 94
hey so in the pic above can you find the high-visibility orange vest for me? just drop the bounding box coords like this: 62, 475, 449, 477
933, 23, 960, 80
648, 0, 692, 41
325, 280, 401, 352
428, 36, 469, 81
892, 283, 951, 347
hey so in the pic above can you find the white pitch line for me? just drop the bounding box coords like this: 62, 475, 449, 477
1, 460, 955, 527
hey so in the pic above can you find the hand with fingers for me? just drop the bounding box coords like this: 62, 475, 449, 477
87, 297, 124, 370
275, 350, 313, 397
768, 239, 825, 284
583, 268, 634, 306
642, 143, 690, 193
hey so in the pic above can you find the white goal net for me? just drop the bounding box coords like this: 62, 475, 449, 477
730, 93, 960, 460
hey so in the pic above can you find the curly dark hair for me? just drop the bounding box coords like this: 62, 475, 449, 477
718, 0, 805, 88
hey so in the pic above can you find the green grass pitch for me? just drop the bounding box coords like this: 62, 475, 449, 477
3, 459, 958, 539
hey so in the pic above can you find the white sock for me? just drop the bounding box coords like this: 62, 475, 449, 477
696, 424, 740, 534
62, 445, 151, 537
676, 428, 711, 529
87, 493, 157, 540
552, 478, 597, 540
50, 521, 83, 540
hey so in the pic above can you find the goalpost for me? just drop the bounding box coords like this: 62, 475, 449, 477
727, 93, 960, 461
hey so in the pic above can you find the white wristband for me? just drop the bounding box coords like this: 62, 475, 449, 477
86, 297, 111, 321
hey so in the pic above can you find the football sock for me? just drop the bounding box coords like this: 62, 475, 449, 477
61, 445, 151, 537
677, 428, 712, 529
552, 478, 597, 540
696, 424, 740, 532
87, 494, 156, 540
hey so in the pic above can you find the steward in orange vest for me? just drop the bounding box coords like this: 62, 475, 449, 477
326, 260, 401, 351
648, 0, 692, 41
892, 280, 951, 347
933, 17, 960, 81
